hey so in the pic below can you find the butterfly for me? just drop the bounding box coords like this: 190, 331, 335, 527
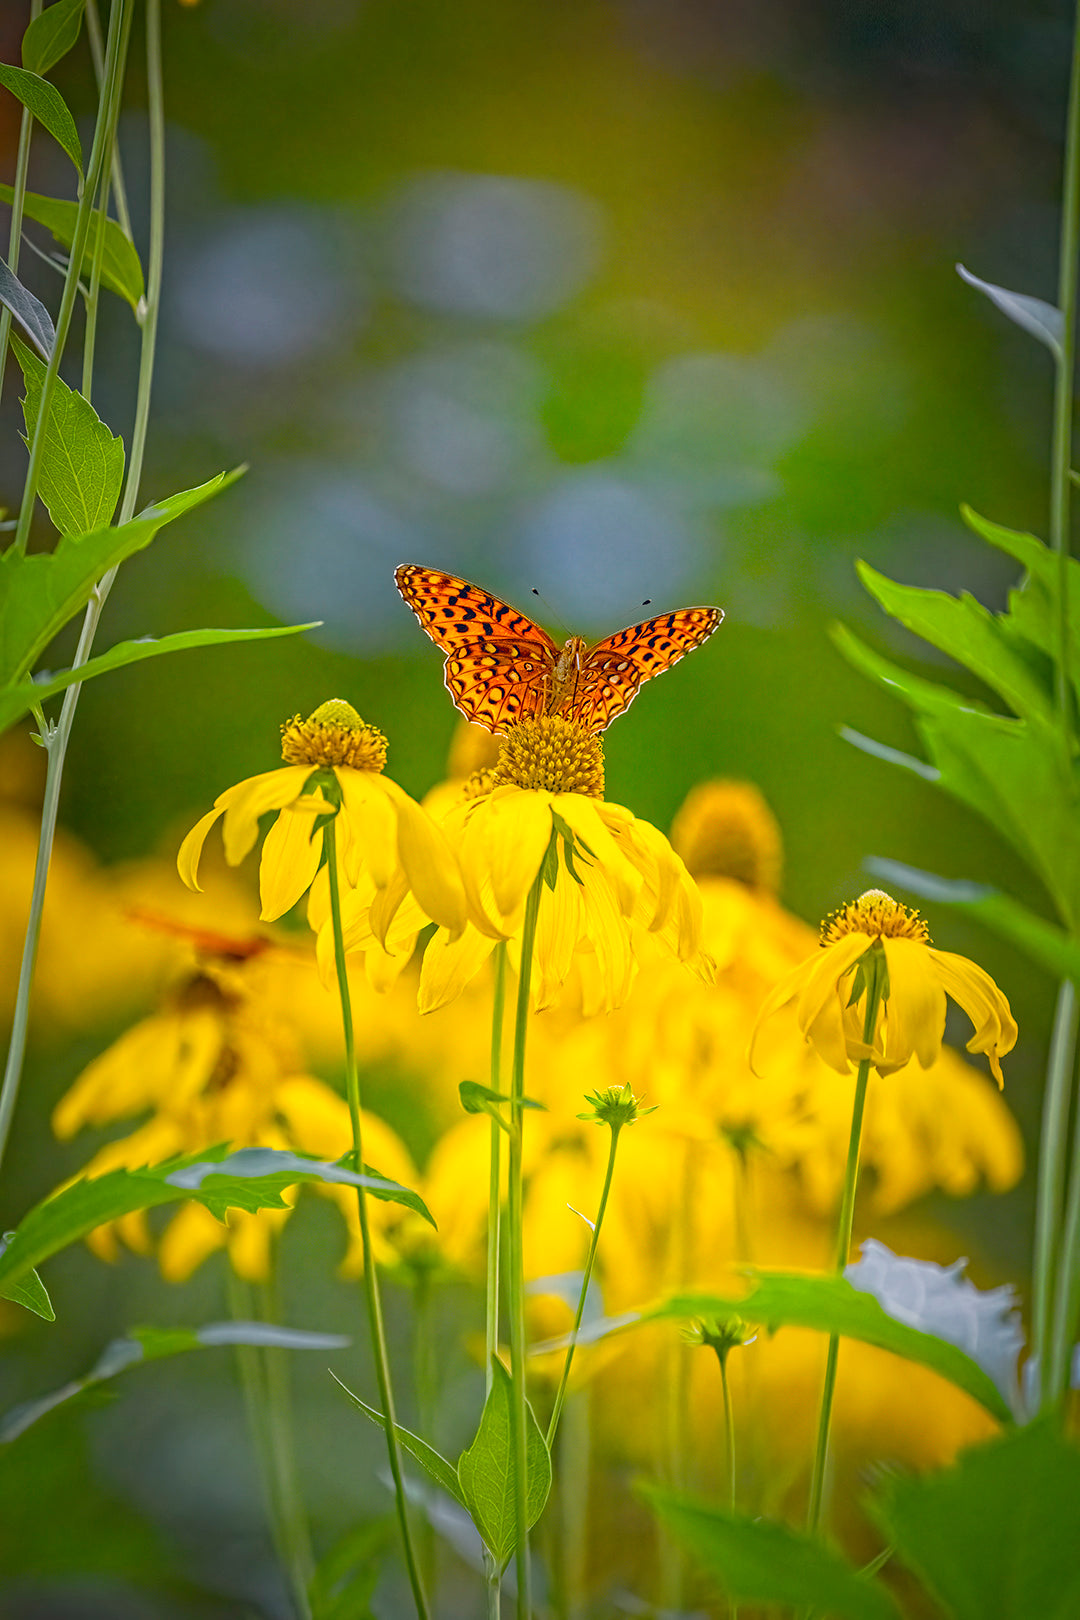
394, 564, 723, 735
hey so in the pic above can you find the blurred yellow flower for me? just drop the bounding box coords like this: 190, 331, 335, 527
751, 887, 1017, 1085
178, 700, 465, 935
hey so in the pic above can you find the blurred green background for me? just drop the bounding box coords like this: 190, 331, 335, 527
0, 0, 1073, 1613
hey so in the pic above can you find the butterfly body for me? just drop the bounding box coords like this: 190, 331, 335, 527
394, 564, 722, 735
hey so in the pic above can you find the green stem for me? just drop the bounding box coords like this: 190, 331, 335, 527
555, 1386, 590, 1620
85, 0, 135, 245
413, 1269, 438, 1599
1050, 0, 1080, 754
0, 0, 43, 405
1034, 979, 1078, 1411
11, 0, 132, 557
487, 942, 508, 1399
719, 1353, 738, 1620
509, 870, 544, 1620
81, 167, 111, 400
1048, 1033, 1080, 1404
806, 963, 883, 1536
0, 0, 142, 1178
546, 1123, 622, 1449
324, 818, 430, 1620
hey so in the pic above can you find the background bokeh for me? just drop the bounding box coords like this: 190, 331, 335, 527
0, 0, 1073, 1614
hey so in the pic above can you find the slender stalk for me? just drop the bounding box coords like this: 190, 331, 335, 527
719, 1353, 738, 1620
413, 1270, 438, 1599
0, 0, 43, 404
1048, 1040, 1080, 1403
85, 0, 135, 245
659, 1138, 698, 1611
546, 1122, 622, 1448
487, 942, 508, 1396
11, 0, 132, 557
1033, 980, 1078, 1411
1049, 0, 1080, 754
324, 818, 430, 1620
508, 871, 544, 1620
81, 168, 111, 400
805, 963, 884, 1535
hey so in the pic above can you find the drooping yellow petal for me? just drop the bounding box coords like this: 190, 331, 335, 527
220, 767, 312, 867
483, 789, 555, 924
929, 949, 1017, 1086
805, 985, 857, 1075
579, 866, 635, 1011
338, 770, 398, 890
557, 795, 641, 916
177, 805, 226, 892
258, 803, 324, 921
793, 934, 873, 1040
419, 922, 498, 1014
882, 936, 947, 1071
533, 870, 585, 1010
379, 775, 467, 934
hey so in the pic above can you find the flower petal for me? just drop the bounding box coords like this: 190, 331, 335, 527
380, 775, 467, 934
793, 934, 873, 1039
221, 767, 312, 867
882, 937, 947, 1071
929, 949, 1018, 1086
419, 922, 497, 1013
533, 871, 585, 1009
177, 805, 225, 892
258, 805, 324, 920
557, 796, 641, 916
481, 790, 554, 923
338, 770, 398, 890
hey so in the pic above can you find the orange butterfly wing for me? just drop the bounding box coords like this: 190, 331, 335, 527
568, 606, 724, 734
394, 565, 560, 734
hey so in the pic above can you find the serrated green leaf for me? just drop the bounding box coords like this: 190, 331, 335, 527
855, 560, 1054, 725
21, 0, 86, 76
332, 1372, 467, 1506
0, 258, 54, 358
956, 264, 1064, 360
335, 1155, 435, 1227
12, 334, 124, 535
0, 1234, 54, 1321
0, 467, 244, 690
0, 184, 143, 310
0, 1146, 429, 1298
865, 858, 1080, 983
0, 621, 319, 736
0, 63, 82, 173
0, 1320, 349, 1443
456, 1356, 552, 1565
640, 1484, 900, 1620
646, 1274, 1012, 1424
870, 1421, 1080, 1620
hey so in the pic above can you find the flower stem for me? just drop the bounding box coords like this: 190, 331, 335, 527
1033, 979, 1078, 1411
719, 1352, 738, 1620
0, 0, 140, 1179
323, 819, 431, 1620
508, 869, 544, 1620
0, 0, 43, 405
1048, 1030, 1080, 1404
487, 942, 508, 1396
806, 963, 883, 1535
1050, 0, 1080, 756
546, 1122, 622, 1449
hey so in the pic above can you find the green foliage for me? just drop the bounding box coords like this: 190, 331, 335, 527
21, 0, 86, 77
335, 1154, 435, 1225
0, 1146, 434, 1309
0, 62, 82, 173
12, 334, 124, 535
870, 1421, 1080, 1620
0, 1321, 350, 1442
458, 1080, 545, 1128
309, 1520, 392, 1620
0, 468, 241, 692
645, 1273, 1013, 1423
641, 1484, 901, 1620
956, 264, 1064, 360
0, 257, 56, 357
457, 1357, 552, 1567
0, 183, 144, 310
333, 1372, 468, 1506
0, 1240, 53, 1321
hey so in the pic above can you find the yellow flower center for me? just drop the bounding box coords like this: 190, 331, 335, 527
462, 767, 495, 800
490, 716, 605, 797
820, 887, 930, 946
280, 700, 388, 771
669, 779, 782, 891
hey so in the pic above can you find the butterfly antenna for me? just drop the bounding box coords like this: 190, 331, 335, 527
530, 586, 571, 637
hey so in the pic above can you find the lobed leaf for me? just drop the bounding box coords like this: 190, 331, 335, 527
0, 621, 320, 736
332, 1372, 467, 1506
456, 1357, 552, 1566
956, 264, 1064, 360
0, 184, 143, 310
870, 1420, 1080, 1620
0, 62, 82, 173
0, 1320, 350, 1443
0, 467, 244, 690
21, 0, 86, 77
0, 1146, 433, 1300
0, 257, 55, 358
641, 1484, 901, 1620
12, 334, 124, 536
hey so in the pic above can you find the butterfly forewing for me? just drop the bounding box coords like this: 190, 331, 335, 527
395, 564, 559, 732
571, 606, 724, 733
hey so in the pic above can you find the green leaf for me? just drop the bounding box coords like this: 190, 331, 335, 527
960, 507, 1080, 707
331, 1372, 467, 1507
0, 621, 319, 735
0, 1146, 431, 1298
336, 1155, 435, 1227
12, 334, 124, 535
0, 184, 143, 310
0, 63, 82, 173
956, 264, 1064, 361
0, 256, 55, 358
458, 1081, 546, 1126
308, 1520, 391, 1620
855, 560, 1054, 726
456, 1356, 552, 1565
641, 1484, 900, 1620
870, 1420, 1080, 1620
0, 467, 244, 690
21, 0, 86, 76
0, 1234, 54, 1321
646, 1273, 1013, 1424
865, 858, 1080, 983
0, 1320, 350, 1443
